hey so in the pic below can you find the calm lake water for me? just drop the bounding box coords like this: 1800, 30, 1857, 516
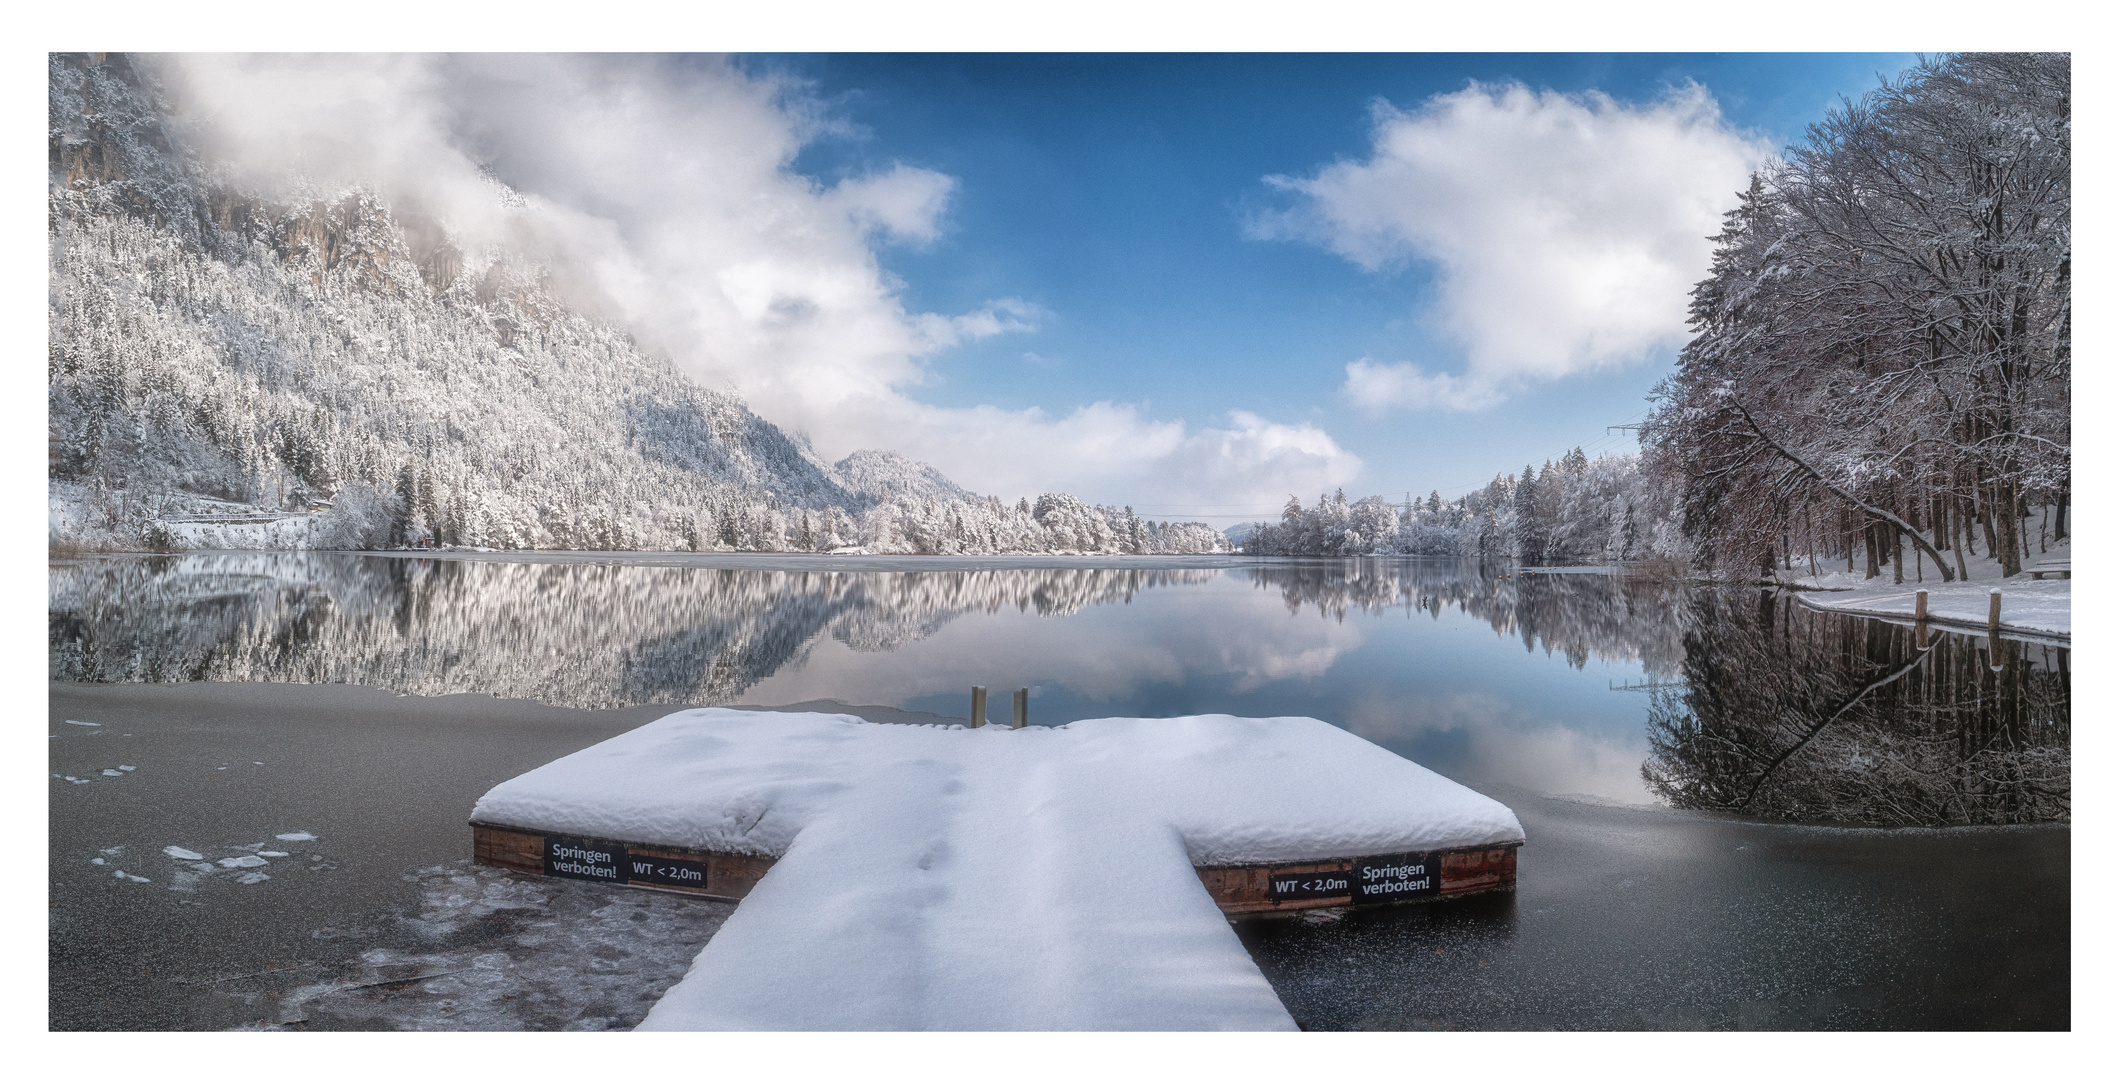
49, 551, 2067, 827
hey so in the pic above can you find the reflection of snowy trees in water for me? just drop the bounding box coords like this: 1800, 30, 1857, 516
49, 555, 2073, 824
1643, 590, 2068, 826
1243, 560, 1689, 676
49, 554, 1216, 709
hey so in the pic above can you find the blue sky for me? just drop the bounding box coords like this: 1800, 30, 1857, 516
150, 52, 1918, 526
736, 53, 1912, 522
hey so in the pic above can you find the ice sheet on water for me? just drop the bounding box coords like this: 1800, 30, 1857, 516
101, 769, 122, 777
240, 861, 731, 1031
219, 856, 269, 869
163, 846, 204, 860
260, 851, 289, 858
64, 720, 100, 726
275, 832, 317, 842
90, 858, 105, 865
119, 765, 135, 771
237, 872, 270, 884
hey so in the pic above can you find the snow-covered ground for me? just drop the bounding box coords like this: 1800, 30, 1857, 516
1778, 537, 2069, 641
472, 709, 1525, 1031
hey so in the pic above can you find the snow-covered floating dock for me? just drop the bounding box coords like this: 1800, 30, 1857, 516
469, 709, 1525, 1030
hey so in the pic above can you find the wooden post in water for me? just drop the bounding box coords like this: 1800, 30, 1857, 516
1012, 687, 1028, 729
1989, 589, 2002, 632
1915, 590, 1928, 622
970, 686, 987, 728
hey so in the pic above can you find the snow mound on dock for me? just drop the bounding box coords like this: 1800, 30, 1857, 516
471, 709, 1524, 863
471, 709, 1524, 1030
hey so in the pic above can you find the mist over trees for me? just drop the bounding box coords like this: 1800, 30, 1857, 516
46, 54, 1226, 557
1643, 53, 2070, 581
1240, 448, 1686, 564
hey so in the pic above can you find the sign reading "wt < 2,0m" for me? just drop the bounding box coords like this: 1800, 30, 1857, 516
543, 836, 708, 889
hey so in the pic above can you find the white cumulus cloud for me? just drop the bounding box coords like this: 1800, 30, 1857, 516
153, 54, 1361, 511
1254, 81, 1773, 414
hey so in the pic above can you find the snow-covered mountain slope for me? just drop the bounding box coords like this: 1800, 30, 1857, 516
832, 449, 975, 506
46, 53, 961, 551
47, 53, 1231, 557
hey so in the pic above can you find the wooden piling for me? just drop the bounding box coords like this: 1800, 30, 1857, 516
1012, 687, 1028, 729
970, 686, 987, 728
1915, 590, 1928, 622
1989, 589, 2002, 632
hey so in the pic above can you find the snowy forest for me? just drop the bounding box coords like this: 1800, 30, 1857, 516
1239, 449, 1685, 564
1250, 53, 2070, 580
46, 54, 1227, 557
1642, 53, 2070, 581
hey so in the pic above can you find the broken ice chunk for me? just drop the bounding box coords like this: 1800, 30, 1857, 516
163, 846, 204, 861
102, 769, 123, 777
218, 855, 270, 869
275, 832, 317, 842
259, 851, 290, 858
236, 872, 270, 885
90, 858, 105, 865
64, 720, 100, 727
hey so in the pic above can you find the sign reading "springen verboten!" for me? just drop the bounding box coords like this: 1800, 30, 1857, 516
543, 836, 626, 883
1351, 852, 1440, 904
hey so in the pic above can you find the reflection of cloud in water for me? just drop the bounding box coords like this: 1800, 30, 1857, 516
739, 575, 1368, 707
1344, 691, 1656, 805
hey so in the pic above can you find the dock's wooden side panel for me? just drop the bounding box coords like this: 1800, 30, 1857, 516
472, 824, 775, 901
1198, 861, 1350, 914
1197, 843, 1519, 915
474, 824, 543, 874
1440, 846, 1516, 896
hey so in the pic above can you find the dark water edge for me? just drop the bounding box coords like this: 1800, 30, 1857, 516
1237, 791, 2068, 1030
50, 681, 2068, 1031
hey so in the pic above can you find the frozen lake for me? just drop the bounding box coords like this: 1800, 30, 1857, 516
49, 552, 2070, 1029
